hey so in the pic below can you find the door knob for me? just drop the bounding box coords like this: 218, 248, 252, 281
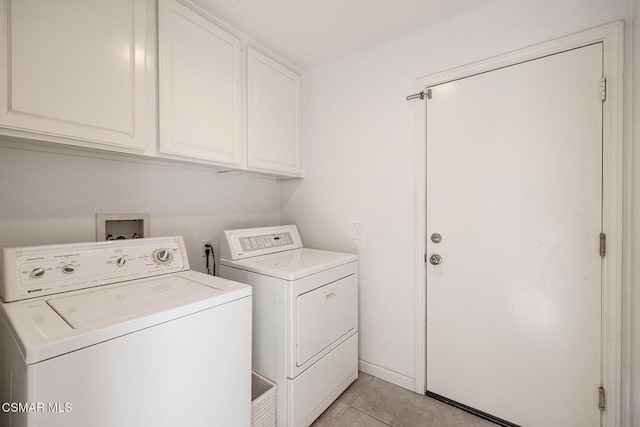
429, 254, 442, 265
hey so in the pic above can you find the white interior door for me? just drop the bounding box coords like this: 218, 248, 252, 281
426, 43, 603, 427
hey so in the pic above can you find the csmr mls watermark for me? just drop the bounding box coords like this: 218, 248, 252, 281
2, 402, 72, 413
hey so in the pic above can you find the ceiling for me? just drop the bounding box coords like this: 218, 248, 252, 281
195, 0, 496, 70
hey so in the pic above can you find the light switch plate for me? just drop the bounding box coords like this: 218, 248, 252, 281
352, 223, 365, 241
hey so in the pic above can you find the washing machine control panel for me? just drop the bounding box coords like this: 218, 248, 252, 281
1, 237, 189, 302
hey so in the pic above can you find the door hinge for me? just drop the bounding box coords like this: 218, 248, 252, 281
599, 233, 606, 257
599, 386, 606, 412
601, 77, 607, 102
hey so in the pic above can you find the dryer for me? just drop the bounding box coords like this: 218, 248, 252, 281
219, 225, 358, 427
0, 236, 252, 427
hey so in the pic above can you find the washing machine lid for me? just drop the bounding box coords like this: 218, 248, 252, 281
48, 275, 221, 329
0, 271, 251, 364
220, 248, 357, 281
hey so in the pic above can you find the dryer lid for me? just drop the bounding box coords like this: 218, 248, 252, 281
220, 248, 357, 281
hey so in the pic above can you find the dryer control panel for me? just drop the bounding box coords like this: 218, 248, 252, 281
220, 225, 303, 260
0, 237, 189, 302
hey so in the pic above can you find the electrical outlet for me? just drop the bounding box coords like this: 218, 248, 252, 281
201, 240, 212, 257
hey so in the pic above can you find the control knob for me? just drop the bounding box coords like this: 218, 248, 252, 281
61, 265, 75, 274
30, 267, 45, 279
153, 249, 173, 264
115, 257, 126, 267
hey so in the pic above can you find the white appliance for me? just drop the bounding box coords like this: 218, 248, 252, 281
0, 236, 252, 427
219, 225, 358, 427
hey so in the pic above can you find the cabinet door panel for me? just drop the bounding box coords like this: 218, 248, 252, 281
0, 0, 148, 150
247, 47, 302, 176
158, 0, 242, 165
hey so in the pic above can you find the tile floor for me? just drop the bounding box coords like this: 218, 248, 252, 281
311, 372, 497, 427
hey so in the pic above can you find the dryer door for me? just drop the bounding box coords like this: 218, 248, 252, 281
296, 274, 357, 366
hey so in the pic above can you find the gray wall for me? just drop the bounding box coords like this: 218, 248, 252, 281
0, 144, 281, 271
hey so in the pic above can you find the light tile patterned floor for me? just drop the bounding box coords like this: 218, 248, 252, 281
311, 372, 497, 427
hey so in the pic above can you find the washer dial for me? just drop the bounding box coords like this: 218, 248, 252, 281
115, 257, 127, 267
61, 265, 75, 274
30, 267, 45, 279
153, 249, 173, 264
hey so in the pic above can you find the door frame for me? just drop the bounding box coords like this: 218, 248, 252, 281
413, 22, 624, 426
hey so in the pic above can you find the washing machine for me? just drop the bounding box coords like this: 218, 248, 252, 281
0, 236, 252, 427
219, 225, 358, 427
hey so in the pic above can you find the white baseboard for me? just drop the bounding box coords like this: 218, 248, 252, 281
358, 359, 416, 392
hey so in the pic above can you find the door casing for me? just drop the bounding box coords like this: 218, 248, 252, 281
412, 21, 624, 426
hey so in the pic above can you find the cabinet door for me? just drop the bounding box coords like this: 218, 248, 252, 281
158, 0, 242, 166
0, 0, 149, 151
247, 47, 302, 176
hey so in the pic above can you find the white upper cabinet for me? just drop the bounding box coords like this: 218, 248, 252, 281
0, 0, 301, 178
158, 0, 242, 166
247, 47, 302, 177
0, 0, 150, 151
